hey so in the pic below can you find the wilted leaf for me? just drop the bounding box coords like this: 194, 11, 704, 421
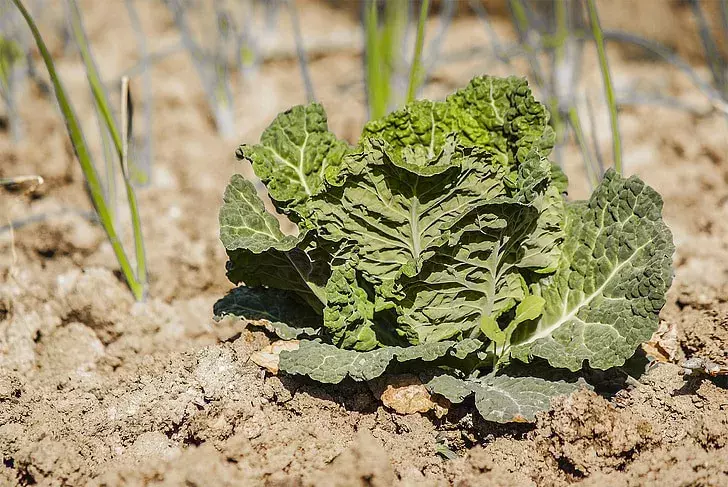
377, 374, 449, 417
251, 340, 300, 374
643, 321, 679, 363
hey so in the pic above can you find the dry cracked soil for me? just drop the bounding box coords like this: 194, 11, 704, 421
2, 1, 728, 485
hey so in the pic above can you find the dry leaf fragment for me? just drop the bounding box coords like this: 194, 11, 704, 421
682, 357, 728, 377
250, 340, 300, 374
378, 374, 450, 418
643, 321, 679, 363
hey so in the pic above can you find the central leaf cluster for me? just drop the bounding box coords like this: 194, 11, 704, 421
222, 76, 562, 356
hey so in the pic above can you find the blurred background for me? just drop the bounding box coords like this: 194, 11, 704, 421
1, 0, 727, 301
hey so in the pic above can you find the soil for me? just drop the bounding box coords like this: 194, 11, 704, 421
2, 1, 728, 486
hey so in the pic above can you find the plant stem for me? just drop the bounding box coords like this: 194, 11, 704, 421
406, 0, 429, 103
690, 0, 726, 94
121, 76, 148, 299
586, 0, 621, 174
365, 0, 385, 119
66, 0, 122, 155
567, 106, 598, 189
549, 0, 569, 158
507, 0, 546, 87
382, 0, 407, 111
124, 0, 154, 185
66, 0, 120, 214
12, 0, 144, 300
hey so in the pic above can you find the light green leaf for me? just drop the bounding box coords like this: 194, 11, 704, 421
513, 295, 546, 324
510, 170, 675, 371
361, 76, 554, 168
479, 316, 505, 343
236, 103, 349, 214
427, 373, 585, 423
360, 99, 454, 158
447, 75, 554, 165
220, 175, 329, 309
219, 174, 299, 253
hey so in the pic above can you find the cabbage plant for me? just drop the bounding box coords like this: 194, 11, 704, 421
215, 75, 674, 423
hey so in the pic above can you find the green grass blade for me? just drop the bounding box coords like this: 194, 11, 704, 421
381, 0, 407, 110
66, 0, 121, 211
586, 0, 621, 174
66, 0, 122, 157
124, 0, 153, 186
365, 0, 386, 119
0, 35, 24, 142
584, 94, 605, 177
406, 0, 429, 103
507, 0, 545, 86
121, 76, 147, 298
548, 0, 568, 152
567, 106, 598, 190
12, 0, 144, 300
689, 0, 726, 92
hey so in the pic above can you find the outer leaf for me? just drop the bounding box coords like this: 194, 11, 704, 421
236, 103, 349, 213
225, 241, 329, 312
510, 170, 675, 371
450, 338, 484, 359
427, 373, 585, 423
213, 286, 320, 339
220, 174, 299, 253
279, 340, 395, 383
278, 339, 477, 383
220, 175, 329, 309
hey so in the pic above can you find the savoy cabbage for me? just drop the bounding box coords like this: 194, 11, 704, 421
216, 75, 674, 423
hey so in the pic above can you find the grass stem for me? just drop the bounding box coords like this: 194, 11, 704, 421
586, 0, 621, 174
406, 0, 429, 103
13, 0, 146, 300
567, 106, 598, 190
